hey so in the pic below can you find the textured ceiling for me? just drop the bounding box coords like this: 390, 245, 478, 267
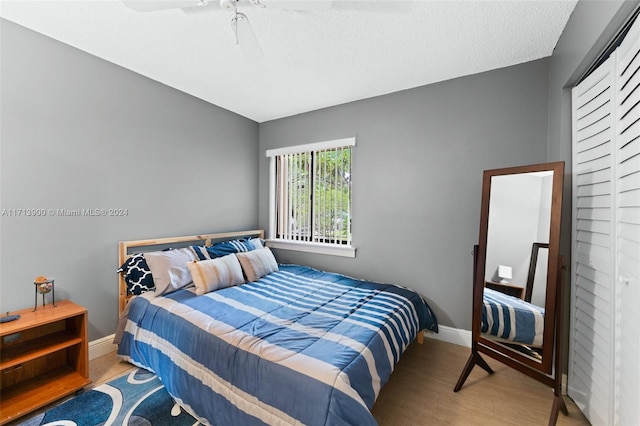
1, 1, 578, 123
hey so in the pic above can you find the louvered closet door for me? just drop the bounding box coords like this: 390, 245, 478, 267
614, 16, 640, 426
570, 55, 616, 426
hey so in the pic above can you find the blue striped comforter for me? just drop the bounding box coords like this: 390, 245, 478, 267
118, 264, 438, 425
481, 288, 544, 347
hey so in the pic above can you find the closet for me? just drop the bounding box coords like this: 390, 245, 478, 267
570, 13, 639, 426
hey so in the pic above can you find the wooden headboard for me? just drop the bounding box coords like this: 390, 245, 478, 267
118, 229, 264, 316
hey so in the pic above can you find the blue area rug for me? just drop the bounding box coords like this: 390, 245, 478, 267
19, 368, 199, 426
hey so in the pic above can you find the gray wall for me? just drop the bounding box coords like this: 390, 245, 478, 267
0, 20, 259, 340
259, 59, 551, 330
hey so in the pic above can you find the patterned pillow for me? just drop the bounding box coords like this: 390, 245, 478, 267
117, 253, 155, 295
206, 238, 263, 259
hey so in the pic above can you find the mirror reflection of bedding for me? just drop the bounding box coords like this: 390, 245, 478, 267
115, 232, 438, 426
482, 288, 544, 349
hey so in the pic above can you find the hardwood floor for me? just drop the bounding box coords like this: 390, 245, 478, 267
88, 349, 134, 387
372, 338, 589, 425
15, 338, 591, 425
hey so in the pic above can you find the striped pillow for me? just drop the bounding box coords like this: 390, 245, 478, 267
187, 254, 245, 295
189, 245, 211, 261
205, 238, 263, 259
235, 247, 278, 282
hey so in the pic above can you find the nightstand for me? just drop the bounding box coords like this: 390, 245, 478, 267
485, 281, 525, 299
0, 300, 91, 425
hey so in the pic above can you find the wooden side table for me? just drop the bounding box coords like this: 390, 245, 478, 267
485, 281, 525, 299
0, 300, 91, 425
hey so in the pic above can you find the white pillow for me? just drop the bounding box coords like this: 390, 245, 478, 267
144, 248, 197, 296
187, 254, 245, 295
235, 247, 279, 282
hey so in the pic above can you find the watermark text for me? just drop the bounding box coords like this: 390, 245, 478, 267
1, 208, 129, 217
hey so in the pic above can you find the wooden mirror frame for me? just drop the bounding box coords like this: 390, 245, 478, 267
525, 242, 549, 303
454, 161, 567, 425
476, 161, 563, 372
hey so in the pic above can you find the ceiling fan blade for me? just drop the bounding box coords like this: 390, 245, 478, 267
231, 12, 264, 61
123, 0, 205, 12
259, 0, 333, 10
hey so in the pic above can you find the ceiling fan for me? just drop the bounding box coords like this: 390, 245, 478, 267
122, 0, 334, 60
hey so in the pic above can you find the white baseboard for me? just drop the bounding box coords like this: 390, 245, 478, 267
424, 325, 472, 347
89, 334, 117, 360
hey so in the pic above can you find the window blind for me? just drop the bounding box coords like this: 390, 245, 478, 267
270, 143, 352, 246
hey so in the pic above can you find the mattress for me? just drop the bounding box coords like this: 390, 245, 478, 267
117, 264, 438, 425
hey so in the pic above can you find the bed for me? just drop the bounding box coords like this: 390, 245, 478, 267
115, 230, 438, 425
481, 287, 544, 348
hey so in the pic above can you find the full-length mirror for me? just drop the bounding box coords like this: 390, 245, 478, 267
455, 161, 566, 424
476, 162, 563, 374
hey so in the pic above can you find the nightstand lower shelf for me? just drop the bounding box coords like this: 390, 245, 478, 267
0, 367, 91, 424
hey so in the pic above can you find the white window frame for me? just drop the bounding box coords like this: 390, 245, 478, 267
266, 137, 356, 258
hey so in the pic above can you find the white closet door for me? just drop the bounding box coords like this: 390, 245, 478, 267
614, 16, 640, 426
570, 54, 616, 426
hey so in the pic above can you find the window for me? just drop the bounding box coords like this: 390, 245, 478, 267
266, 137, 356, 257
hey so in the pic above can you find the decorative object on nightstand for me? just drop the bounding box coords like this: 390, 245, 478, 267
497, 264, 512, 283
32, 275, 56, 311
0, 300, 90, 425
